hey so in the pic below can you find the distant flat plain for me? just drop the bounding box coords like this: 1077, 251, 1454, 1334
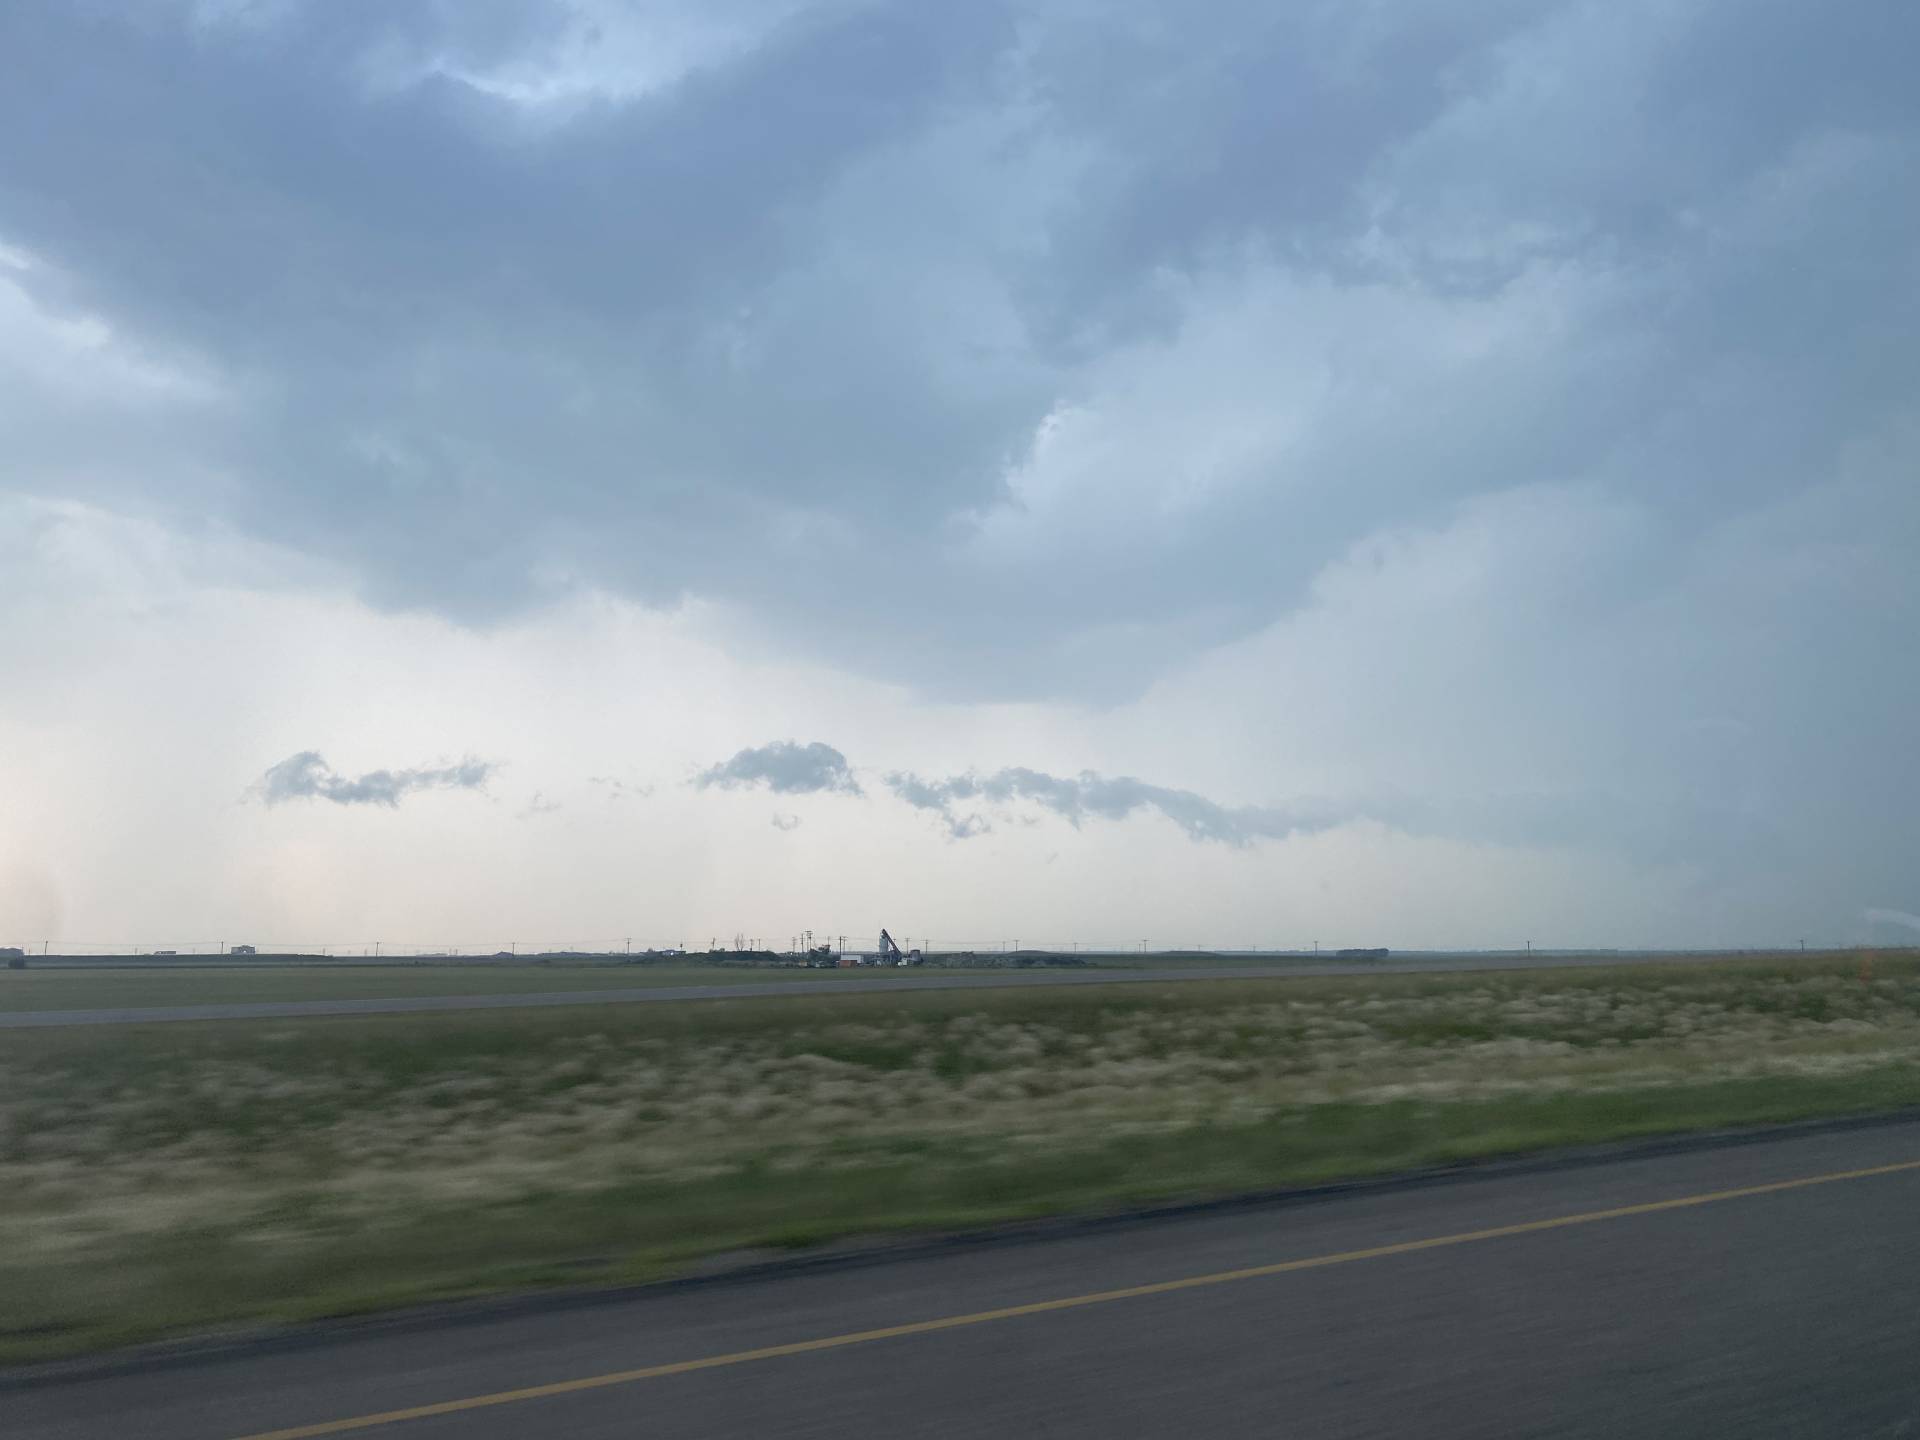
0, 951, 1827, 1015
0, 963, 867, 1012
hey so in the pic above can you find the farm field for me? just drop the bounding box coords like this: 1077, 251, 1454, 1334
5, 953, 1919, 1361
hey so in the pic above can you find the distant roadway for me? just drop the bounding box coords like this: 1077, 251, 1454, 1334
0, 952, 1729, 1028
8, 1118, 1919, 1438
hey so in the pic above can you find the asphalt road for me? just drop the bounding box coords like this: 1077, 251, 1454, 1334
9, 1119, 1919, 1439
0, 952, 1727, 1028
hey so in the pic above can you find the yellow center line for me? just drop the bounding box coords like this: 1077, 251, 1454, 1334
229, 1156, 1920, 1440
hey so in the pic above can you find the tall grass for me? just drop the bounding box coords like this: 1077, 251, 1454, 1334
4, 954, 1918, 1360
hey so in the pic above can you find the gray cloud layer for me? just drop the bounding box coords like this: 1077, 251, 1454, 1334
256, 751, 495, 808
6, 2, 1919, 933
695, 741, 861, 796
6, 1, 1915, 693
886, 768, 1330, 847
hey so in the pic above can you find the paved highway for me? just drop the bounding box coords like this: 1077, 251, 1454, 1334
0, 952, 1728, 1028
8, 1119, 1919, 1438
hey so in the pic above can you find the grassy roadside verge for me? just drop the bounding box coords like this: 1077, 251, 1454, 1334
5, 955, 1918, 1361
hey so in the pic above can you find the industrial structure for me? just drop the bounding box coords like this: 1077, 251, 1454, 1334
873, 930, 922, 965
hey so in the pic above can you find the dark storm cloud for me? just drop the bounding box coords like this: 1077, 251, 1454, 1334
6, 0, 1920, 937
255, 750, 495, 807
885, 767, 1332, 847
696, 741, 861, 796
0, 0, 1032, 619
5, 0, 1913, 694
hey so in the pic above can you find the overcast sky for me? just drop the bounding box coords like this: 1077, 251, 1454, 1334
3, 0, 1916, 952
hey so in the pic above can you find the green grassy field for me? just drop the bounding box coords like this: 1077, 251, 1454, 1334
4, 953, 1918, 1361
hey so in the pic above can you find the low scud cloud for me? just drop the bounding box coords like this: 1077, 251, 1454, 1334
587, 775, 652, 802
699, 740, 1329, 846
255, 751, 495, 808
886, 767, 1332, 847
695, 741, 862, 796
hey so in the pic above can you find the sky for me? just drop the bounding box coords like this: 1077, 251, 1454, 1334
2, 0, 1917, 954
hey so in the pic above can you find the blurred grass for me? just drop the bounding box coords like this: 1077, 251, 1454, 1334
4, 952, 1918, 1362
